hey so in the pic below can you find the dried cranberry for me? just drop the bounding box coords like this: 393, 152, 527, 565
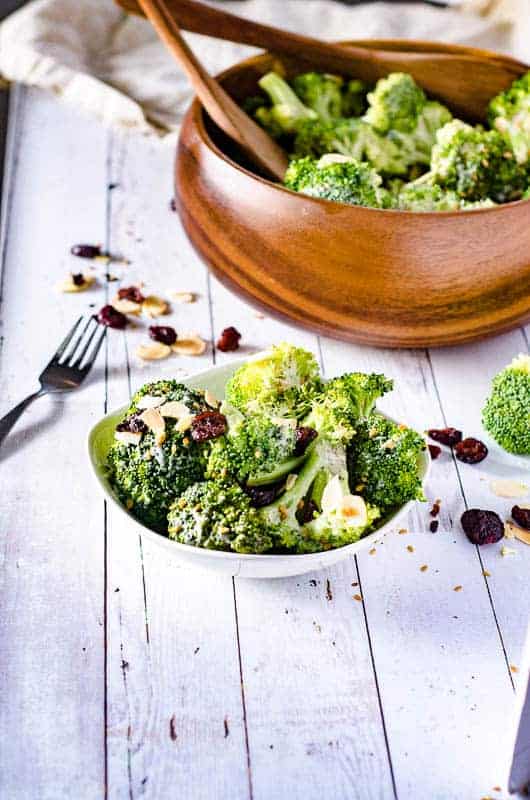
96, 304, 127, 329
118, 285, 145, 303
149, 325, 177, 346
294, 426, 318, 456
455, 437, 488, 464
461, 509, 504, 545
428, 427, 462, 447
190, 411, 227, 442
428, 444, 441, 460
243, 481, 285, 508
512, 505, 530, 530
72, 272, 85, 286
116, 414, 147, 434
170, 198, 177, 212
430, 502, 441, 517
296, 498, 318, 525
216, 326, 241, 352
429, 520, 439, 533
71, 243, 102, 259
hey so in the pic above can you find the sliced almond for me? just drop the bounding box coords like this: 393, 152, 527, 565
112, 297, 142, 315
167, 290, 195, 304
136, 394, 166, 410
139, 408, 166, 445
114, 430, 142, 445
204, 390, 219, 408
504, 521, 516, 539
142, 295, 169, 318
58, 274, 96, 293
172, 335, 207, 356
136, 342, 171, 361
159, 400, 190, 419
175, 414, 194, 433
510, 524, 530, 546
285, 474, 297, 491
490, 479, 528, 498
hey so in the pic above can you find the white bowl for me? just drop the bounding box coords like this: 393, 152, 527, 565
88, 358, 430, 578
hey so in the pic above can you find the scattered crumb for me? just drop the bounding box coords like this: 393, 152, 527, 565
352, 594, 362, 602
224, 717, 230, 738
501, 545, 517, 557
326, 579, 333, 601
351, 581, 358, 587
169, 715, 177, 742
369, 548, 376, 555
510, 664, 519, 673
398, 528, 408, 535
420, 564, 428, 572
407, 545, 414, 553
453, 585, 463, 592
167, 290, 195, 304
483, 570, 491, 578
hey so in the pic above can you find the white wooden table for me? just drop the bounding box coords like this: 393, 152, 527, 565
1, 85, 529, 800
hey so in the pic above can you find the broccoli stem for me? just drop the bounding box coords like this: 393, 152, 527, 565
247, 450, 313, 487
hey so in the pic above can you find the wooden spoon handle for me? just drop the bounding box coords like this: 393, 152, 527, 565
137, 0, 288, 180
119, 0, 526, 78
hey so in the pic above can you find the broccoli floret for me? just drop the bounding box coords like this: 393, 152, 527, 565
488, 71, 530, 165
482, 354, 530, 454
254, 106, 285, 139
423, 120, 526, 203
341, 79, 369, 117
364, 72, 426, 134
258, 72, 317, 134
347, 413, 426, 513
107, 381, 211, 533
523, 186, 530, 200
395, 182, 460, 211
284, 155, 389, 209
291, 72, 344, 123
293, 117, 369, 160
224, 342, 321, 419
385, 100, 453, 167
460, 198, 497, 210
167, 480, 273, 554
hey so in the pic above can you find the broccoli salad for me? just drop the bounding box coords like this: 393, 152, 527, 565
243, 68, 530, 211
107, 343, 426, 555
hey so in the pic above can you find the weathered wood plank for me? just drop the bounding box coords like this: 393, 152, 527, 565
104, 131, 250, 799
0, 88, 107, 799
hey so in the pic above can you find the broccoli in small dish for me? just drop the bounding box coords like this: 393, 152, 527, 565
107, 344, 427, 555
482, 354, 530, 455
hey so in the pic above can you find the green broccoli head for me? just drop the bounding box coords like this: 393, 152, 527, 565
385, 100, 453, 168
258, 72, 317, 134
396, 182, 461, 212
429, 120, 526, 203
107, 381, 212, 532
254, 106, 285, 139
523, 186, 530, 200
284, 155, 389, 209
347, 413, 426, 514
291, 72, 344, 123
224, 343, 322, 419
293, 117, 368, 160
364, 72, 426, 134
482, 354, 530, 454
488, 70, 530, 165
168, 480, 273, 554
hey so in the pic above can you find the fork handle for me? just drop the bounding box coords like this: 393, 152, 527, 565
0, 389, 47, 448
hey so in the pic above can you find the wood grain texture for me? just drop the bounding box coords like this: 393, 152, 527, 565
117, 0, 526, 117
176, 44, 530, 349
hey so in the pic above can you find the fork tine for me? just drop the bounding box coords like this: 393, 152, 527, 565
59, 316, 95, 364
78, 325, 106, 373
70, 322, 101, 369
52, 316, 84, 361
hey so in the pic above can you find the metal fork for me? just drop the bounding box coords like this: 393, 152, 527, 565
0, 316, 106, 448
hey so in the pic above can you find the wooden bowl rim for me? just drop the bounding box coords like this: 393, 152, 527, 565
187, 39, 530, 218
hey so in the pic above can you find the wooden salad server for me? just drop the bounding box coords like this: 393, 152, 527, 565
136, 0, 288, 180
119, 0, 527, 120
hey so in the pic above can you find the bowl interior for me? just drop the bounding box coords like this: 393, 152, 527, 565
88, 358, 430, 578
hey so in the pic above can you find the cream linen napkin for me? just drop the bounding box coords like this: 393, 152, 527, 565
0, 0, 527, 136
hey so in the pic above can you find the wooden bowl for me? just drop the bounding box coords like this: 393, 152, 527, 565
175, 40, 530, 348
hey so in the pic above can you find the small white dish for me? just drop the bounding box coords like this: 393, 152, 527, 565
88, 358, 430, 579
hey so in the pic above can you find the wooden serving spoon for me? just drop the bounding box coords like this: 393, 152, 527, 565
119, 0, 527, 119
136, 0, 288, 180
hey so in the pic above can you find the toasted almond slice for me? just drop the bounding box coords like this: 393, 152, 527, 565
114, 430, 142, 445
172, 335, 207, 356
204, 390, 219, 408
167, 290, 195, 304
58, 274, 96, 293
142, 295, 169, 318
490, 479, 528, 498
136, 394, 166, 410
159, 401, 190, 419
112, 297, 142, 315
139, 408, 166, 445
136, 342, 171, 361
504, 521, 516, 539
285, 474, 297, 491
511, 524, 530, 546
175, 414, 194, 433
